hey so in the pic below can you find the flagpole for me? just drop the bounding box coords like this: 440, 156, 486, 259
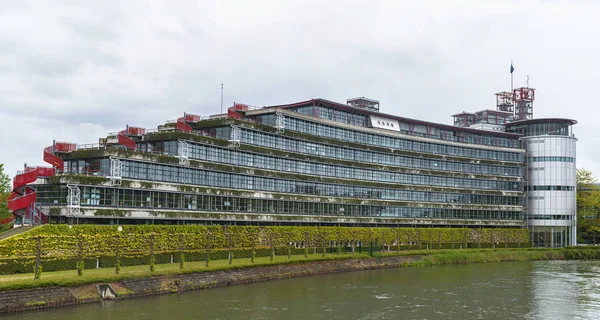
510, 60, 515, 120
510, 60, 513, 93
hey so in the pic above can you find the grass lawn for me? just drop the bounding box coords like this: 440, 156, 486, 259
0, 252, 371, 291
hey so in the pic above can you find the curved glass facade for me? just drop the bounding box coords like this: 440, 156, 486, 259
506, 120, 575, 137
516, 119, 577, 247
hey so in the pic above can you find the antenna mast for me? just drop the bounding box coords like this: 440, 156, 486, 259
220, 83, 224, 114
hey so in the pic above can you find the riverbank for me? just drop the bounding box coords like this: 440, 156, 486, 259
1, 247, 599, 314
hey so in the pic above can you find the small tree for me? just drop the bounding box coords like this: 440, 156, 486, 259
115, 234, 121, 275
0, 164, 12, 226
205, 230, 212, 267
304, 231, 309, 258
287, 232, 292, 260
76, 234, 85, 276
577, 168, 600, 243
148, 234, 156, 272
34, 236, 42, 280
267, 230, 275, 261
321, 230, 328, 257
178, 234, 185, 269
227, 230, 234, 265
251, 230, 258, 263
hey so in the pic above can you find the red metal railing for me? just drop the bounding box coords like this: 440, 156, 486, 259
43, 146, 64, 170
3, 110, 243, 226
43, 142, 76, 171
176, 119, 193, 133
7, 186, 37, 214
55, 142, 77, 153
117, 133, 136, 149
184, 113, 202, 122
13, 169, 37, 190
5, 166, 57, 225
227, 103, 261, 120
127, 126, 146, 136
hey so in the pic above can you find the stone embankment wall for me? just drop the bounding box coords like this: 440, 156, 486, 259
0, 255, 422, 314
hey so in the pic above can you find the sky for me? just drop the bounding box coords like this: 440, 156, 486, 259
1, 0, 598, 179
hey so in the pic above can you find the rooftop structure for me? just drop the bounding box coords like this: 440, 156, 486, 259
346, 97, 380, 112
451, 87, 577, 247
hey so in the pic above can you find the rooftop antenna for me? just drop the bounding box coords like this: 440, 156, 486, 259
220, 83, 224, 114
525, 75, 530, 88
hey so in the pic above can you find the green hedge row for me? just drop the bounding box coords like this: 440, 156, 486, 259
0, 242, 531, 275
0, 225, 530, 258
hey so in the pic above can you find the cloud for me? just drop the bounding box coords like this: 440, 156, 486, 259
0, 0, 598, 179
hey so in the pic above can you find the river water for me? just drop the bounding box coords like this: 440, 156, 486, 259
7, 260, 600, 320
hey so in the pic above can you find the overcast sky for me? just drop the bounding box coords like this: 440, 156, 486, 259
1, 0, 598, 178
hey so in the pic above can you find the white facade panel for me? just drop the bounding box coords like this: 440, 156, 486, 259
523, 135, 577, 246
369, 115, 400, 132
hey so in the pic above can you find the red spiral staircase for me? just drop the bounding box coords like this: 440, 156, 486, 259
8, 167, 52, 225
3, 113, 212, 226
6, 142, 76, 226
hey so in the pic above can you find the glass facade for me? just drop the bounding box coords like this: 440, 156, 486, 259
525, 156, 575, 163
63, 157, 522, 204
525, 186, 575, 191
116, 159, 521, 205
129, 142, 522, 191
38, 101, 530, 227
254, 106, 519, 148
270, 105, 521, 148
287, 105, 369, 127
506, 120, 574, 137
240, 129, 523, 176
253, 117, 522, 161
35, 185, 523, 220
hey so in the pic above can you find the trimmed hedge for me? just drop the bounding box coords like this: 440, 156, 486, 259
0, 242, 532, 275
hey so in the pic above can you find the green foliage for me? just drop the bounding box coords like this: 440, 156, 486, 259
0, 223, 13, 234
140, 181, 155, 189
0, 225, 530, 275
0, 164, 11, 221
577, 168, 600, 219
0, 225, 530, 257
48, 175, 109, 185
577, 168, 600, 243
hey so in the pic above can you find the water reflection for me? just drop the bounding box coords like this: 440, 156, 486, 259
527, 261, 600, 320
4, 260, 600, 320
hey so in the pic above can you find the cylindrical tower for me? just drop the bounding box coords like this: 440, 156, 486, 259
506, 118, 578, 247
